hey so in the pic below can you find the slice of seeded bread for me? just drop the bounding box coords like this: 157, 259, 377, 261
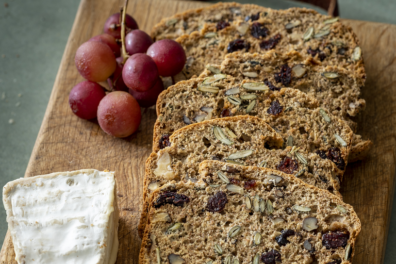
139, 161, 361, 264
154, 75, 353, 177
151, 2, 269, 41
139, 116, 343, 237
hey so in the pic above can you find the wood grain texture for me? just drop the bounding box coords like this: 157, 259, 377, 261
1, 1, 396, 263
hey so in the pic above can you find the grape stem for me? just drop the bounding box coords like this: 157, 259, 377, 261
120, 0, 130, 64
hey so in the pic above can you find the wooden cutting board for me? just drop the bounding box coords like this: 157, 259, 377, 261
1, 0, 396, 263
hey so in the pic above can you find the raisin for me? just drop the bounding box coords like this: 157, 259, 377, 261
244, 180, 257, 190
327, 259, 342, 264
221, 108, 232, 117
322, 230, 350, 249
159, 134, 171, 149
264, 79, 280, 91
307, 47, 326, 61
327, 147, 346, 170
225, 166, 240, 173
227, 39, 250, 53
261, 249, 281, 264
216, 20, 230, 31
277, 156, 298, 174
260, 33, 281, 50
275, 229, 295, 246
267, 100, 283, 115
206, 191, 228, 213
153, 192, 190, 208
316, 150, 327, 159
229, 178, 241, 185
245, 12, 260, 21
211, 155, 221, 161
251, 22, 269, 39
274, 64, 292, 86
337, 47, 347, 55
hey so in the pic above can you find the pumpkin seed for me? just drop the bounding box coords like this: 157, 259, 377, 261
228, 150, 253, 159
210, 184, 220, 188
206, 65, 221, 74
224, 255, 232, 264
259, 198, 266, 213
303, 27, 314, 41
352, 46, 361, 61
295, 152, 307, 165
293, 205, 311, 212
226, 160, 245, 166
323, 17, 339, 24
245, 195, 252, 209
198, 86, 219, 94
337, 205, 347, 214
214, 244, 223, 255
292, 64, 306, 78
228, 225, 242, 238
285, 20, 301, 30
287, 135, 293, 146
167, 223, 182, 233
183, 115, 191, 125
242, 71, 258, 78
335, 134, 347, 147
153, 212, 171, 223
320, 108, 331, 123
206, 261, 213, 264
267, 175, 283, 184
284, 106, 293, 112
217, 171, 230, 184
224, 127, 237, 139
253, 232, 262, 245
295, 168, 305, 177
322, 72, 339, 79
203, 74, 227, 85
205, 32, 217, 38
267, 200, 274, 215
166, 19, 178, 26
237, 22, 250, 35
225, 87, 240, 95
240, 94, 257, 100
233, 258, 240, 264
302, 217, 318, 231
253, 253, 260, 264
194, 114, 207, 122
201, 106, 213, 113
314, 29, 330, 38
242, 82, 269, 91
258, 160, 267, 167
227, 96, 242, 105
226, 184, 244, 194
345, 244, 351, 260
253, 195, 260, 212
246, 100, 256, 113
156, 247, 161, 264
272, 217, 285, 224
213, 126, 233, 145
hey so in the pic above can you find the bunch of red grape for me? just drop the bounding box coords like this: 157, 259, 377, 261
70, 12, 186, 138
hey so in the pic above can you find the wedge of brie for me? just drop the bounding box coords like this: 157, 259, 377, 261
2, 169, 119, 264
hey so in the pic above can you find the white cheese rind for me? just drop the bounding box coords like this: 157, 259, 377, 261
3, 169, 119, 264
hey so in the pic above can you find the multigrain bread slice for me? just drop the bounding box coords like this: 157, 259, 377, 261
139, 116, 343, 237
151, 2, 269, 41
154, 76, 354, 176
139, 161, 361, 264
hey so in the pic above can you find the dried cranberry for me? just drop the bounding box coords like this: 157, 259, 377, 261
244, 180, 257, 190
327, 260, 342, 264
277, 157, 298, 174
251, 22, 269, 39
274, 64, 292, 86
153, 192, 190, 208
327, 147, 345, 170
322, 230, 350, 249
260, 33, 281, 50
227, 39, 250, 53
206, 191, 228, 213
216, 20, 230, 31
307, 47, 326, 61
267, 100, 283, 116
316, 150, 327, 159
245, 12, 260, 21
159, 134, 171, 149
261, 249, 281, 264
221, 108, 232, 117
225, 166, 240, 173
264, 79, 280, 91
229, 178, 241, 185
275, 229, 295, 246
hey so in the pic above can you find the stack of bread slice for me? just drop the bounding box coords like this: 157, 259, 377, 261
140, 3, 366, 263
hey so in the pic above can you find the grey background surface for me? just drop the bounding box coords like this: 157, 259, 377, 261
0, 0, 395, 261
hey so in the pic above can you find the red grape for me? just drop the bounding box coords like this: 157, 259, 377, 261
107, 57, 128, 92
129, 77, 164, 108
103, 13, 138, 39
69, 81, 106, 120
125, 30, 153, 55
89, 33, 120, 57
122, 53, 159, 92
147, 39, 186, 77
97, 91, 141, 138
75, 41, 116, 82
